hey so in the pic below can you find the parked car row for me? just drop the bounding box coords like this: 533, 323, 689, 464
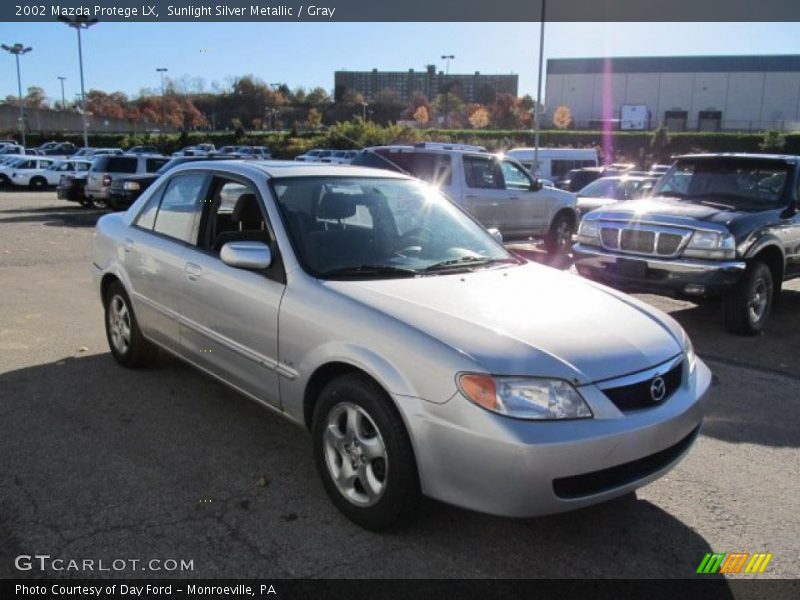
295, 148, 358, 164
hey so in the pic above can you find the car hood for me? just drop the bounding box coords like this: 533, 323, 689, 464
325, 262, 684, 384
591, 196, 747, 227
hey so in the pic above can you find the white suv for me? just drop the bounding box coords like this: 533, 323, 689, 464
353, 143, 578, 253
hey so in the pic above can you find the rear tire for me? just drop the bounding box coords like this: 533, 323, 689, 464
544, 213, 574, 254
91, 197, 109, 209
104, 281, 158, 367
723, 261, 773, 336
29, 177, 47, 190
312, 373, 421, 531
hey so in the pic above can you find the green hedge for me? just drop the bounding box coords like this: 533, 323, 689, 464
12, 127, 800, 160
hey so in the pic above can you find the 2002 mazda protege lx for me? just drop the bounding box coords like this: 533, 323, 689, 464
93, 161, 712, 530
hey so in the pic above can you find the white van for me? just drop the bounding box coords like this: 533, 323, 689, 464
505, 147, 598, 182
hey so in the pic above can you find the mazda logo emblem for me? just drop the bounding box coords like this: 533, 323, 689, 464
650, 376, 667, 402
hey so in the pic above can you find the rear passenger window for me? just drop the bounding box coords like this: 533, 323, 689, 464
151, 174, 206, 243
105, 157, 137, 173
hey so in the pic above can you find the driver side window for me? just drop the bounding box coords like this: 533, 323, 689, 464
501, 160, 533, 191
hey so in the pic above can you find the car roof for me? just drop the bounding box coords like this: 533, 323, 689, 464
676, 152, 799, 162
170, 159, 412, 180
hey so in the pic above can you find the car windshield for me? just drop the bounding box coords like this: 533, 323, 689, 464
272, 176, 517, 279
653, 158, 792, 210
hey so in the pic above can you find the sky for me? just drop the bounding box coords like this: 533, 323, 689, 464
1, 22, 800, 104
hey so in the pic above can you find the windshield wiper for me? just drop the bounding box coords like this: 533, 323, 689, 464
422, 256, 513, 273
657, 190, 686, 198
318, 264, 418, 279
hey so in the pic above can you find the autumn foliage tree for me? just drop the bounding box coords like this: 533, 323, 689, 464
413, 105, 430, 127
552, 105, 574, 129
466, 104, 490, 129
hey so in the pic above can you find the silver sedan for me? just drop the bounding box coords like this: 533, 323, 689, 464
93, 161, 712, 530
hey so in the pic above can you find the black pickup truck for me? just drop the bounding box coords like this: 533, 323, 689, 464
573, 153, 800, 335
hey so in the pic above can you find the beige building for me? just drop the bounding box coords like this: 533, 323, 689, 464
545, 55, 800, 132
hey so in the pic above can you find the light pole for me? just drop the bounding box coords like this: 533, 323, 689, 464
156, 67, 168, 134
57, 76, 67, 109
440, 54, 455, 129
533, 0, 546, 176
361, 101, 368, 121
58, 15, 97, 149
2, 43, 32, 147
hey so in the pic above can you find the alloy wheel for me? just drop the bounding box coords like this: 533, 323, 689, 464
748, 277, 769, 324
323, 402, 388, 507
108, 294, 132, 355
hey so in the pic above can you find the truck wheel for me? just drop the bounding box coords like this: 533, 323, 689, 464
723, 261, 773, 336
91, 197, 109, 209
544, 213, 574, 254
312, 373, 421, 531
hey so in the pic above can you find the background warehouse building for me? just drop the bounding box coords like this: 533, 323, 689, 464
545, 55, 800, 132
334, 66, 518, 104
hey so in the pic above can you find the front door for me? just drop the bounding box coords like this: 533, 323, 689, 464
178, 176, 285, 408
461, 154, 508, 232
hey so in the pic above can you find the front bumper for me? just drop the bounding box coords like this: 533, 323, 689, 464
573, 244, 746, 295
398, 356, 711, 518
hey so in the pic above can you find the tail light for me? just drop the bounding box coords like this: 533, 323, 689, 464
102, 174, 112, 187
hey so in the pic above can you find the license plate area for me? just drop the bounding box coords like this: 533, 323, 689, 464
617, 257, 648, 278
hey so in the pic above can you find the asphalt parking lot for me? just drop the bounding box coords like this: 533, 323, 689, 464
0, 191, 798, 581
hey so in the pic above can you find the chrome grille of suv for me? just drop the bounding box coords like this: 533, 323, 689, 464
599, 223, 692, 258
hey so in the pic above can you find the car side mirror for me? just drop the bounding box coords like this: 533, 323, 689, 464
487, 228, 504, 243
530, 178, 543, 192
220, 241, 272, 270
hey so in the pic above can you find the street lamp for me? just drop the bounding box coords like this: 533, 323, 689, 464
58, 15, 97, 149
156, 67, 168, 134
57, 76, 67, 110
440, 54, 455, 129
361, 101, 368, 121
533, 0, 546, 176
1, 43, 32, 147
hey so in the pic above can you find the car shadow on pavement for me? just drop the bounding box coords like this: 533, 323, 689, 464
0, 353, 731, 583
0, 205, 104, 228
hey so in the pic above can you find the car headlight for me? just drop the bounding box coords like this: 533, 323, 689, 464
123, 181, 141, 192
457, 374, 593, 420
577, 219, 600, 245
683, 230, 735, 259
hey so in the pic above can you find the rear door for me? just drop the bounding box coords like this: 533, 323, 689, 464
123, 172, 208, 352
461, 154, 508, 231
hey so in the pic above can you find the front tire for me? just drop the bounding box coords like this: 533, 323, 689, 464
723, 261, 773, 335
544, 213, 574, 254
104, 281, 158, 367
312, 374, 420, 531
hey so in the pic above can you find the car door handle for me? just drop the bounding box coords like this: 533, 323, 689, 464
184, 262, 203, 281
465, 194, 478, 199
508, 196, 519, 200
123, 238, 134, 253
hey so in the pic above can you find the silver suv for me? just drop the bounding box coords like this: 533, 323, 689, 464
353, 143, 578, 253
86, 154, 168, 207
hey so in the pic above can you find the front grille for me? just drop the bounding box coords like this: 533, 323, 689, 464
600, 228, 619, 249
656, 233, 683, 255
602, 361, 683, 411
552, 426, 700, 499
599, 223, 690, 257
620, 229, 655, 253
